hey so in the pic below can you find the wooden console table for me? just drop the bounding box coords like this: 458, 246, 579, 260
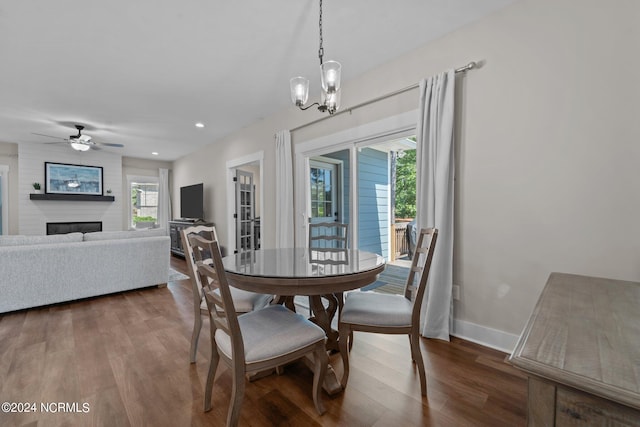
509, 273, 640, 426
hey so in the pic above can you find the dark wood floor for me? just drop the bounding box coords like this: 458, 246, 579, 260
0, 256, 527, 426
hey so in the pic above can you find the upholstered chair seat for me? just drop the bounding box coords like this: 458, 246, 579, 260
199, 289, 271, 313
214, 304, 326, 364
340, 292, 413, 327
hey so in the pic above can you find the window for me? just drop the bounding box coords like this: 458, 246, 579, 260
128, 176, 159, 228
310, 160, 338, 220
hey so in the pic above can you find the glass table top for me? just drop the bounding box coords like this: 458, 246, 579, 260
221, 248, 385, 279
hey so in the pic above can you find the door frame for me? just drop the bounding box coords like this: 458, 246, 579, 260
0, 165, 8, 235
226, 150, 264, 253
294, 110, 417, 248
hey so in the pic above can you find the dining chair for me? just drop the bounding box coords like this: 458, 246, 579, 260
338, 227, 438, 396
308, 222, 348, 255
180, 225, 271, 363
189, 235, 328, 426
308, 221, 349, 322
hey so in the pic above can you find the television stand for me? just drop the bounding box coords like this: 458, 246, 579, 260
169, 219, 214, 257
175, 218, 204, 224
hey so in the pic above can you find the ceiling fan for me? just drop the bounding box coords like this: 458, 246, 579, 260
33, 125, 124, 152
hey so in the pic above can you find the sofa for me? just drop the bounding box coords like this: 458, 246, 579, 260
0, 228, 170, 313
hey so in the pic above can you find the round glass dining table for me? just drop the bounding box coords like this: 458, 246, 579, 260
221, 247, 385, 295
221, 247, 385, 394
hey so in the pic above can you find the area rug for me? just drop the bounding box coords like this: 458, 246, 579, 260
168, 267, 190, 282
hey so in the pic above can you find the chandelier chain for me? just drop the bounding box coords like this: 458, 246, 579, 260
318, 0, 324, 65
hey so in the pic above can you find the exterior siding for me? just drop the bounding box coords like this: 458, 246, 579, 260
357, 148, 389, 259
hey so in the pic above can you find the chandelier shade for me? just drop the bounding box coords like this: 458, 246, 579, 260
320, 60, 341, 93
321, 88, 340, 112
290, 77, 310, 107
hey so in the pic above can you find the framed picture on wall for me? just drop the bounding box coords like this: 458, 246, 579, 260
45, 162, 103, 195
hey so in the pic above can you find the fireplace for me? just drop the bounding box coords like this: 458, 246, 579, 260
47, 221, 103, 235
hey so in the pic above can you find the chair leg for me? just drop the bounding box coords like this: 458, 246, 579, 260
190, 312, 203, 363
312, 342, 327, 415
408, 334, 415, 362
227, 361, 246, 427
203, 345, 220, 412
348, 330, 354, 351
338, 322, 350, 389
409, 330, 427, 396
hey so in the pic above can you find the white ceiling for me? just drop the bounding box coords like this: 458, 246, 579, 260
0, 0, 517, 161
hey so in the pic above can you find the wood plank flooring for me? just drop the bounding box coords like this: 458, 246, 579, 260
0, 257, 527, 426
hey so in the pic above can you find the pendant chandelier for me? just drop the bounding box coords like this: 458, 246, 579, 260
290, 0, 341, 115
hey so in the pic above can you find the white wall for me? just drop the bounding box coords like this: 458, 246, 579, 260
172, 0, 640, 347
18, 143, 123, 234
0, 142, 19, 234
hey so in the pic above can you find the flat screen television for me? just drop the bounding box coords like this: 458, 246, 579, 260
180, 183, 204, 220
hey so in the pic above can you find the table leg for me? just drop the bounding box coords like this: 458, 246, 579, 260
277, 294, 345, 395
309, 295, 339, 352
274, 295, 296, 312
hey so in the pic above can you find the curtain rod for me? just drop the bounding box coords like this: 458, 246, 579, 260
290, 61, 477, 133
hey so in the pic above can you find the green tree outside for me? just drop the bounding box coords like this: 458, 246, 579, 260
395, 148, 416, 219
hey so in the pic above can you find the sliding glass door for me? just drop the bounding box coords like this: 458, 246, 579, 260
297, 137, 415, 262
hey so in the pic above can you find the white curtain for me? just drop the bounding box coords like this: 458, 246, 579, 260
415, 70, 455, 341
157, 168, 171, 235
275, 130, 294, 248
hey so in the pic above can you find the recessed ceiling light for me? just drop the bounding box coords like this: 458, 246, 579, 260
152, 152, 159, 156
195, 122, 205, 128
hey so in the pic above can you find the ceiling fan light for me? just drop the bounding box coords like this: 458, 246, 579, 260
70, 142, 90, 151
290, 77, 309, 107
320, 60, 341, 93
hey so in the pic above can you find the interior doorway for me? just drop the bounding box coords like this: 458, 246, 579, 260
235, 168, 258, 251
226, 151, 263, 254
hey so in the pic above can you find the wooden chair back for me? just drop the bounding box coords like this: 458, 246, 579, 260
403, 228, 438, 327
180, 225, 218, 303
189, 234, 244, 362
308, 222, 349, 265
309, 222, 348, 249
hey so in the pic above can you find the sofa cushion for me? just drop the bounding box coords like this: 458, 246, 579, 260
83, 228, 166, 242
0, 232, 84, 246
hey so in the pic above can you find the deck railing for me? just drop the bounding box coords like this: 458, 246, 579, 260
391, 221, 411, 260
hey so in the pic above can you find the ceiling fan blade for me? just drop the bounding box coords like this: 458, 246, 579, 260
95, 142, 124, 148
43, 141, 67, 145
32, 132, 68, 141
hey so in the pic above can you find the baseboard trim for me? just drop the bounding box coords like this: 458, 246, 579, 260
451, 319, 520, 354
